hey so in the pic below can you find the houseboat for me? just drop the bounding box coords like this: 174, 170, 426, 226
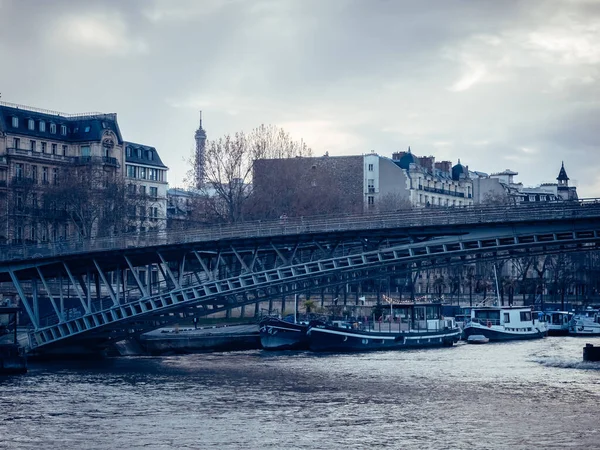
569, 309, 600, 336
307, 303, 461, 352
259, 316, 311, 350
462, 306, 547, 341
544, 311, 574, 336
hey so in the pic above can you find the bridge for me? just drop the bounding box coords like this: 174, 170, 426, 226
2, 200, 600, 355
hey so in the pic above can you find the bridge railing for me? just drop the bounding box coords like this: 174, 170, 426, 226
2, 199, 600, 262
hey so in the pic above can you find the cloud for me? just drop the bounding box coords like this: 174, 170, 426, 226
51, 12, 148, 56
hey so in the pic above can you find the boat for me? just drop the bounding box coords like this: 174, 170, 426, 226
544, 311, 574, 336
467, 334, 489, 344
569, 309, 600, 336
259, 316, 311, 350
307, 303, 461, 352
462, 306, 547, 341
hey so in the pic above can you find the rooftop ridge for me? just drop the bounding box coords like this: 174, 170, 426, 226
0, 100, 114, 120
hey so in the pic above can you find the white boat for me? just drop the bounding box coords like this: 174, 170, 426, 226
467, 334, 489, 344
569, 309, 600, 336
463, 306, 547, 341
544, 311, 574, 336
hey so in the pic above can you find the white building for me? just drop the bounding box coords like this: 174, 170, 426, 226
124, 142, 169, 232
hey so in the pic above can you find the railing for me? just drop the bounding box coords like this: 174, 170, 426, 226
422, 186, 465, 198
6, 147, 74, 163
2, 198, 600, 262
0, 100, 114, 120
74, 156, 119, 167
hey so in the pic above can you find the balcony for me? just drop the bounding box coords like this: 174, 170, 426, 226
421, 186, 465, 198
11, 176, 35, 187
74, 156, 119, 167
6, 147, 74, 163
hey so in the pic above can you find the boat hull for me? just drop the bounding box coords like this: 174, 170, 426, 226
307, 325, 461, 352
463, 324, 546, 341
547, 327, 570, 336
259, 318, 309, 350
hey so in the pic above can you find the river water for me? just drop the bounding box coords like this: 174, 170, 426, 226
1, 337, 599, 450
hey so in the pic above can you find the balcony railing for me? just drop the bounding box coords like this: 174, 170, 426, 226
6, 148, 74, 163
11, 176, 35, 186
421, 186, 465, 198
74, 156, 119, 167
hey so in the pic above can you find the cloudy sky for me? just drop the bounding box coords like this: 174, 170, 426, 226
1, 0, 598, 195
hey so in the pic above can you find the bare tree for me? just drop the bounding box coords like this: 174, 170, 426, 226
186, 124, 311, 223
44, 163, 128, 240
378, 192, 412, 212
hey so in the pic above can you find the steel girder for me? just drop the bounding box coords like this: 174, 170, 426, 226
18, 220, 600, 351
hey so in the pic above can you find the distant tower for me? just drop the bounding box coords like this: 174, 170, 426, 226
194, 111, 207, 188
557, 161, 569, 190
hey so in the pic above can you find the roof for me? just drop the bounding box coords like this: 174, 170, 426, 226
124, 141, 168, 168
0, 101, 123, 144
557, 162, 569, 181
397, 147, 419, 169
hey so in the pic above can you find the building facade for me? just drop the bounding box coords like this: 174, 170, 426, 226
124, 142, 169, 232
0, 101, 168, 244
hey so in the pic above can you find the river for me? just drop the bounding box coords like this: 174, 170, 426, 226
1, 337, 599, 449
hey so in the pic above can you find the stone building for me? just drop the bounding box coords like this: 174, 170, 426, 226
124, 142, 169, 232
0, 101, 168, 243
471, 163, 577, 205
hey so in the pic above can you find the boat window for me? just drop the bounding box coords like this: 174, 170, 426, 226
504, 313, 510, 323
426, 306, 439, 320
520, 311, 532, 321
474, 310, 500, 322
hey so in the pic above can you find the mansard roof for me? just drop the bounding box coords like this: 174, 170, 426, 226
124, 141, 168, 168
0, 101, 123, 143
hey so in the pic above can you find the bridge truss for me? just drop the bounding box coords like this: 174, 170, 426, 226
1, 201, 600, 354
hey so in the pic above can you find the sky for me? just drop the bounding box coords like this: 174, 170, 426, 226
0, 0, 599, 195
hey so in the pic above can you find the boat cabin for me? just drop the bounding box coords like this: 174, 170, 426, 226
469, 306, 536, 329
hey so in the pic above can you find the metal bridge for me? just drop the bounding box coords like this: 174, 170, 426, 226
2, 200, 600, 354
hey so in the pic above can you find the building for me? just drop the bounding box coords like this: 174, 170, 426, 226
124, 142, 169, 232
0, 101, 124, 244
365, 148, 473, 209
471, 162, 577, 204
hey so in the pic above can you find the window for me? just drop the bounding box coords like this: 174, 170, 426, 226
151, 207, 158, 218
39, 121, 46, 132
50, 123, 56, 134
80, 145, 90, 157
16, 226, 23, 242
61, 125, 67, 135
139, 206, 146, 220
126, 147, 132, 157
41, 142, 47, 153
137, 148, 142, 158
32, 193, 38, 208
148, 151, 154, 161
128, 184, 136, 195
28, 119, 34, 130
53, 168, 59, 185
52, 144, 57, 155
42, 167, 49, 184
150, 187, 158, 199
15, 163, 23, 179
16, 193, 23, 210
31, 140, 36, 152
140, 185, 146, 196
31, 165, 37, 183
62, 145, 68, 155
504, 313, 510, 323
520, 311, 532, 321
84, 126, 91, 132
11, 116, 18, 127
30, 224, 36, 241
126, 165, 136, 178
129, 205, 136, 218
140, 167, 146, 179
368, 164, 374, 171
367, 179, 375, 193
367, 196, 374, 207
13, 138, 20, 149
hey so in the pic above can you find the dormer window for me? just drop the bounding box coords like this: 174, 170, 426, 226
50, 123, 56, 134
148, 151, 153, 161
60, 125, 67, 135
39, 121, 46, 132
137, 148, 142, 158
11, 116, 18, 127
28, 119, 35, 130
126, 147, 132, 157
